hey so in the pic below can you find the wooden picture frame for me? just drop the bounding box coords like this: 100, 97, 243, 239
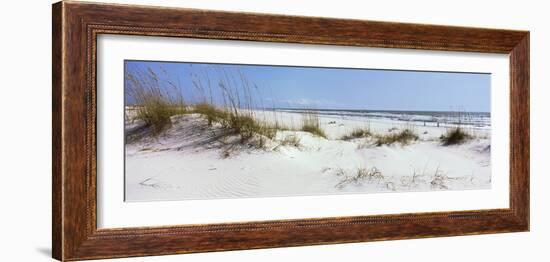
52, 1, 529, 261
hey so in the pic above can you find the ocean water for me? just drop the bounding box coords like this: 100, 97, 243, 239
274, 108, 491, 130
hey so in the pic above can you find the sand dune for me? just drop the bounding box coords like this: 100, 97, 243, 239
125, 111, 491, 202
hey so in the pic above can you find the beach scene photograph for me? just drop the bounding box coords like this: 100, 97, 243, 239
124, 60, 491, 202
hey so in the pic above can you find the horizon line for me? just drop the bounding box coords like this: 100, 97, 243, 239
124, 103, 490, 114
271, 107, 491, 114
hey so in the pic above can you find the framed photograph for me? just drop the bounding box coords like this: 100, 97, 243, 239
52, 1, 529, 261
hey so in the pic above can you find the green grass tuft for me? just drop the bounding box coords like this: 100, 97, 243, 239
135, 101, 185, 134
440, 127, 473, 146
375, 129, 418, 146
193, 103, 227, 126
301, 124, 327, 138
191, 103, 276, 143
341, 128, 372, 140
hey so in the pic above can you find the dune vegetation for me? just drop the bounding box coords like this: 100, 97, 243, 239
340, 127, 372, 141
126, 66, 479, 152
440, 127, 473, 146
300, 111, 327, 138
125, 67, 327, 146
374, 129, 419, 146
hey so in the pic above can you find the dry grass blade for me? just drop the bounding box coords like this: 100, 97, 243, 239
301, 111, 327, 138
335, 167, 384, 189
125, 67, 186, 134
279, 134, 301, 147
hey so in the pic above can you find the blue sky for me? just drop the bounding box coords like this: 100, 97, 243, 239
125, 60, 491, 112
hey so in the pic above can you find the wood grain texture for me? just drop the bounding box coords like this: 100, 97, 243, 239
52, 2, 63, 260
52, 1, 530, 261
509, 35, 530, 226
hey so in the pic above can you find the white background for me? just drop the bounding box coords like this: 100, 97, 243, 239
0, 0, 546, 261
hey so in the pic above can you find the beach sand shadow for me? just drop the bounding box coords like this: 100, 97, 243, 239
126, 114, 265, 156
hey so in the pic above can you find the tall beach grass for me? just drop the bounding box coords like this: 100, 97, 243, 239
300, 110, 327, 138
126, 66, 284, 144
125, 68, 186, 133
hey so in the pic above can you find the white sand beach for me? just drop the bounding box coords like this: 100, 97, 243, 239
125, 110, 491, 202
